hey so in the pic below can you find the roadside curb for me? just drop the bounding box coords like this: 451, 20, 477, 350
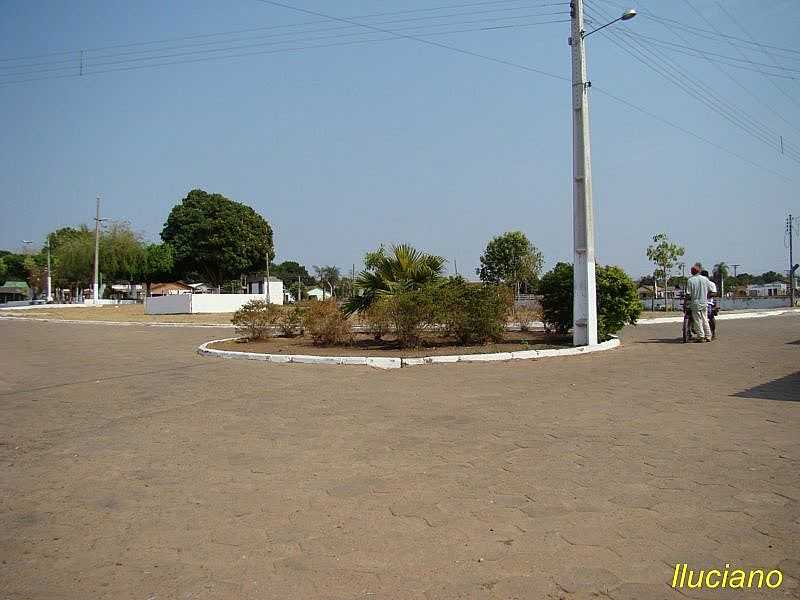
637, 308, 799, 325
196, 337, 621, 370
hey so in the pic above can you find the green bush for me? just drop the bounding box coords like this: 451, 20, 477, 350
538, 263, 642, 340
383, 288, 437, 348
278, 305, 304, 337
231, 299, 280, 340
596, 265, 643, 338
303, 300, 352, 345
538, 262, 574, 335
437, 278, 512, 345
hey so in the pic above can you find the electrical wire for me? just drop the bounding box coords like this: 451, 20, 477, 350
0, 12, 569, 79
0, 19, 569, 86
584, 2, 800, 163
0, 0, 567, 64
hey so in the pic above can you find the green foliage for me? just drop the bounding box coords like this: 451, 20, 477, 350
646, 233, 685, 295
477, 231, 544, 292
436, 278, 512, 345
538, 262, 574, 335
345, 244, 445, 314
381, 288, 437, 348
278, 305, 304, 337
47, 227, 89, 253
596, 266, 642, 339
1, 253, 29, 282
303, 300, 352, 345
140, 243, 176, 292
161, 189, 273, 287
231, 299, 280, 340
0, 257, 6, 283
100, 223, 145, 282
539, 263, 641, 341
271, 261, 312, 287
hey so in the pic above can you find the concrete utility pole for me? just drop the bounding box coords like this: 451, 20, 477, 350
266, 259, 271, 303
568, 1, 636, 344
93, 196, 101, 305
46, 242, 52, 302
570, 0, 598, 346
788, 214, 795, 307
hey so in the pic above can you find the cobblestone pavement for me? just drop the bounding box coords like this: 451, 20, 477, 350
0, 315, 798, 599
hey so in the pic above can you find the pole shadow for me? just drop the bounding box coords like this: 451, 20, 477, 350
732, 372, 800, 402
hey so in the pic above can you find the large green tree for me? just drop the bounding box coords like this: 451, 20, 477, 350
345, 244, 445, 313
161, 189, 273, 287
0, 257, 6, 284
139, 243, 176, 296
477, 231, 544, 294
646, 233, 685, 302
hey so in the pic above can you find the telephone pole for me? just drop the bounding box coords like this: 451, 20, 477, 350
570, 0, 598, 346
788, 214, 795, 307
93, 196, 101, 305
568, 1, 636, 344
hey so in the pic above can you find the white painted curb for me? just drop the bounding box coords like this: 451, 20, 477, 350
197, 337, 621, 370
637, 308, 798, 325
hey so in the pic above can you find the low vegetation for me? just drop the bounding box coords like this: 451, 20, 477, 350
231, 299, 281, 340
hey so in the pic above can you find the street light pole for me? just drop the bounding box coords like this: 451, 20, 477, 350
569, 2, 636, 345
570, 0, 598, 346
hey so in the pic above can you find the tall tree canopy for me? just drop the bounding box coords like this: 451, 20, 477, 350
161, 189, 273, 287
139, 243, 176, 295
477, 231, 544, 293
271, 261, 312, 286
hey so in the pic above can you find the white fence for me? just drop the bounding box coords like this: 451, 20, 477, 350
145, 293, 280, 314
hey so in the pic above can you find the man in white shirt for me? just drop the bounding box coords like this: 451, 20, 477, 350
686, 265, 712, 342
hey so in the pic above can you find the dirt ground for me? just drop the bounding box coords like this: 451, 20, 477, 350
0, 314, 798, 599
0, 304, 235, 324
212, 331, 571, 357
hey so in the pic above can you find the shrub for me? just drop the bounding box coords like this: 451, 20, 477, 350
231, 299, 280, 340
509, 302, 542, 332
383, 288, 438, 348
364, 299, 392, 341
538, 262, 642, 340
538, 262, 574, 334
596, 265, 643, 338
437, 279, 512, 345
303, 300, 352, 345
278, 305, 304, 337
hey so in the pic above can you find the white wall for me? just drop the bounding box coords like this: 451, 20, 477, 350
145, 293, 283, 314
145, 294, 192, 314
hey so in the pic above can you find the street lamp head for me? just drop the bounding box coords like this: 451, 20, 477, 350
620, 8, 637, 21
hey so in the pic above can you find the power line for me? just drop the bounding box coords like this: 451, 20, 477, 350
0, 0, 566, 64
0, 18, 569, 85
584, 1, 800, 163
254, 0, 796, 180
0, 13, 569, 79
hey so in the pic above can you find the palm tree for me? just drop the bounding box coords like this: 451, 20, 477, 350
344, 244, 446, 313
713, 262, 729, 297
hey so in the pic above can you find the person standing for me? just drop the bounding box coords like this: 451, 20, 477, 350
686, 265, 712, 342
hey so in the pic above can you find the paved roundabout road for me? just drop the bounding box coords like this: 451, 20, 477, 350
0, 315, 798, 599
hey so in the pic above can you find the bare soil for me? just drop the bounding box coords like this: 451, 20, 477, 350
0, 304, 235, 324
210, 330, 571, 357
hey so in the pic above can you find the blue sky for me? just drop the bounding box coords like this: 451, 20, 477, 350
1, 0, 798, 278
